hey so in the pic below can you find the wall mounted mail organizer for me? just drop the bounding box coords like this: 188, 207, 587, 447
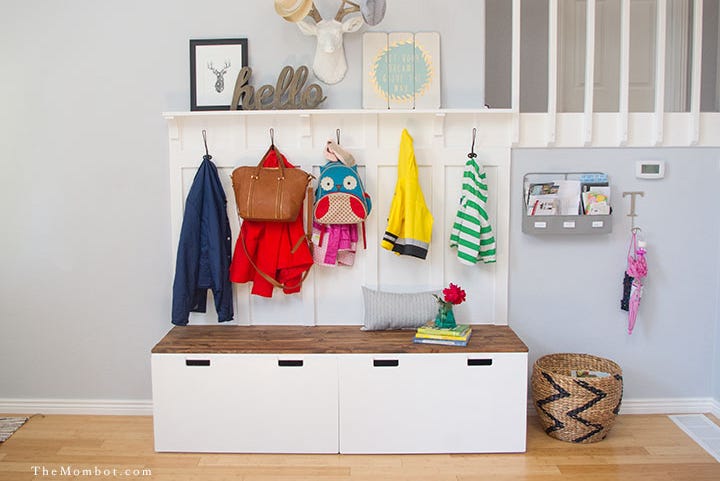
522, 172, 612, 235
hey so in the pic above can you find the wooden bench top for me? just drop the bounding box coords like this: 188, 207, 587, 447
151, 325, 528, 354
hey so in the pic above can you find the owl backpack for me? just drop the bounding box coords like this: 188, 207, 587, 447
314, 141, 372, 246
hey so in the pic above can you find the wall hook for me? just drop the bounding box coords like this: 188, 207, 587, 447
468, 127, 477, 159
269, 128, 275, 146
336, 128, 341, 145
201, 130, 210, 159
622, 191, 644, 230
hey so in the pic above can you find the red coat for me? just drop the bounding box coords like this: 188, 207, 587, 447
229, 149, 313, 297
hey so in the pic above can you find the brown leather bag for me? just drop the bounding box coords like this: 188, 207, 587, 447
231, 146, 312, 222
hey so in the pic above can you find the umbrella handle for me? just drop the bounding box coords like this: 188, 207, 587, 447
627, 230, 638, 261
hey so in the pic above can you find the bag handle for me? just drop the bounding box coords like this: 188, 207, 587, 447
290, 187, 314, 254
238, 187, 315, 291
255, 144, 288, 178
239, 228, 310, 291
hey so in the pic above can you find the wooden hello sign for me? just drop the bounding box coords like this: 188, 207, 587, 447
230, 65, 327, 110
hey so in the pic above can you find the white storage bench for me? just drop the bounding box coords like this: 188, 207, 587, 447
151, 325, 528, 454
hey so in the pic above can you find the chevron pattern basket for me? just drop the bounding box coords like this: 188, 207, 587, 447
531, 353, 623, 443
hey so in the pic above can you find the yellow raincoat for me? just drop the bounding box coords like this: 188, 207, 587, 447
381, 129, 433, 259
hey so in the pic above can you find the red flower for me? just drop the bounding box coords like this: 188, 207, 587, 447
442, 283, 466, 305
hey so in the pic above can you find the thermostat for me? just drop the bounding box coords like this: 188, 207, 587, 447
636, 160, 665, 179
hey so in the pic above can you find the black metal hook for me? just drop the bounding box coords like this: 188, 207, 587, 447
201, 130, 211, 159
468, 128, 477, 159
336, 128, 341, 144
270, 128, 275, 147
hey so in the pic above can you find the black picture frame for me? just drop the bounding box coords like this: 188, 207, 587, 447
190, 38, 248, 111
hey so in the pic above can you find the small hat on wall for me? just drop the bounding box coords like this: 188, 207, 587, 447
360, 0, 386, 26
274, 0, 314, 23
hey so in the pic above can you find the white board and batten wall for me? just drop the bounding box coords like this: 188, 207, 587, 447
159, 110, 524, 455
166, 110, 511, 327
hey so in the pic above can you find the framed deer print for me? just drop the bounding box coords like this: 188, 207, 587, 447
190, 38, 248, 111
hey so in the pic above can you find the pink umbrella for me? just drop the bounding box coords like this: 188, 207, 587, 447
625, 230, 647, 334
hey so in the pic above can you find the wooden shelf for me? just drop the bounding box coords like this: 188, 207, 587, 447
164, 110, 720, 147
162, 108, 513, 119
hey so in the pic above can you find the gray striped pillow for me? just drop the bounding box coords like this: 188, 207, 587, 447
361, 286, 439, 331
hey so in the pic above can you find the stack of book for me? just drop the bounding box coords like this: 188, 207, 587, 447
413, 322, 472, 346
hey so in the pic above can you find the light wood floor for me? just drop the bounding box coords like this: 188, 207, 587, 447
1, 414, 719, 480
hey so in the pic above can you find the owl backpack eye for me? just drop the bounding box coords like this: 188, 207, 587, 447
343, 175, 357, 190
320, 176, 334, 191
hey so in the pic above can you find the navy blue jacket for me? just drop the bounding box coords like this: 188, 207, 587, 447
171, 155, 233, 325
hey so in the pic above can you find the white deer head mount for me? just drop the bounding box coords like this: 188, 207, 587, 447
275, 0, 366, 85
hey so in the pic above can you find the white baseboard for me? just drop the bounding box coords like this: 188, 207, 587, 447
619, 398, 719, 415
527, 397, 720, 416
1, 397, 718, 418
711, 399, 720, 418
0, 398, 153, 416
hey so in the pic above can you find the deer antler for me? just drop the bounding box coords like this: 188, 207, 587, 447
334, 0, 360, 21
307, 3, 322, 22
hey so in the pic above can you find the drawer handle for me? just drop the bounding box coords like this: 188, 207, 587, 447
467, 358, 493, 366
278, 360, 304, 367
373, 359, 399, 367
185, 359, 210, 367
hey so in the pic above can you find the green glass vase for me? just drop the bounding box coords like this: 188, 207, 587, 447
434, 305, 457, 329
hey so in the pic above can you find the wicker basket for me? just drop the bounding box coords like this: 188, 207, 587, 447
531, 353, 623, 443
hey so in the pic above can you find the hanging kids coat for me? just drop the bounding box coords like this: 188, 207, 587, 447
381, 129, 433, 259
449, 156, 496, 265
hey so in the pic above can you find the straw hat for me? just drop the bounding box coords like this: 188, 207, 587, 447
274, 0, 314, 23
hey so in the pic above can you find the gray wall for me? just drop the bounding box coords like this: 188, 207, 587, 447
485, 0, 549, 111
716, 239, 720, 402
485, 0, 512, 109
702, 0, 720, 111
0, 0, 718, 405
716, 290, 720, 402
716, 308, 720, 402
0, 0, 485, 401
511, 148, 720, 401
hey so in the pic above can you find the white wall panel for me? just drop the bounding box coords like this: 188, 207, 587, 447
375, 163, 435, 289
168, 111, 512, 326
443, 164, 499, 324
